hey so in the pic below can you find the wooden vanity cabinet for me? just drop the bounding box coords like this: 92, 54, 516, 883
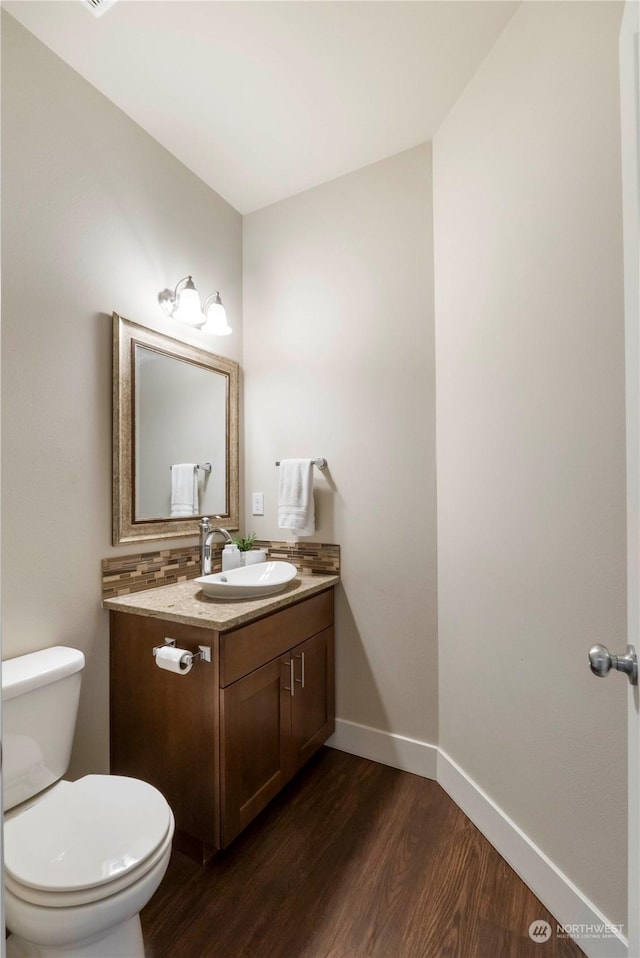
110, 588, 334, 859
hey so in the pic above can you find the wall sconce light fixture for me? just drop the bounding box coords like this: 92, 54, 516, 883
157, 276, 232, 335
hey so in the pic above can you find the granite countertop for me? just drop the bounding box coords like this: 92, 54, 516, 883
103, 571, 339, 632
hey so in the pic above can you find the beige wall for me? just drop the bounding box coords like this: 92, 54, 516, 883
243, 145, 438, 744
434, 0, 627, 925
1, 12, 243, 777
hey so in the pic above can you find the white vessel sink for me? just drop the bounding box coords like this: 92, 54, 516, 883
195, 561, 298, 599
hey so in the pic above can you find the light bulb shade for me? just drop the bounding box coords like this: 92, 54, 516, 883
158, 277, 228, 332
203, 293, 232, 336
173, 285, 205, 327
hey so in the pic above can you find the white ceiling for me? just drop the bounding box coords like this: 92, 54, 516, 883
4, 0, 519, 214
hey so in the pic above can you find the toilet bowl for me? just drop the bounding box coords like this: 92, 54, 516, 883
5, 775, 175, 958
3, 648, 175, 957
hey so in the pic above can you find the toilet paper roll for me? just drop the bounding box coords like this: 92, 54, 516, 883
155, 646, 193, 675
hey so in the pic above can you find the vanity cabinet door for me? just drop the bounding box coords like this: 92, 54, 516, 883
290, 627, 335, 775
220, 654, 291, 847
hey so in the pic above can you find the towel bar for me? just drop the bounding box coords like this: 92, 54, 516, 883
275, 457, 327, 470
169, 462, 212, 473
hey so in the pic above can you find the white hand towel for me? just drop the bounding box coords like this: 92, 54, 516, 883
278, 459, 315, 536
170, 463, 199, 517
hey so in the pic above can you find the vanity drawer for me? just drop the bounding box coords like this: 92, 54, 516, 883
220, 589, 334, 687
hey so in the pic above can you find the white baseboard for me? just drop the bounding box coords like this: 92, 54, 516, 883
326, 719, 627, 958
326, 718, 439, 779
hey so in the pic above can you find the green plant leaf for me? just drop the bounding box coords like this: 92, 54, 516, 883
231, 532, 257, 551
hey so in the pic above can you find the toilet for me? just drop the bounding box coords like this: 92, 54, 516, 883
2, 646, 175, 957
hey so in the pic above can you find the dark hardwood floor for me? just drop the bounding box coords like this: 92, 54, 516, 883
141, 748, 585, 958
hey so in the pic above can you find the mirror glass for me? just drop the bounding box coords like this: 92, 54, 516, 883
113, 314, 239, 545
134, 346, 228, 519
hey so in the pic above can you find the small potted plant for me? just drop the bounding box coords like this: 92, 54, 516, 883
232, 532, 256, 552
232, 533, 266, 566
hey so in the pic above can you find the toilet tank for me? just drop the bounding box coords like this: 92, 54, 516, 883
2, 646, 85, 811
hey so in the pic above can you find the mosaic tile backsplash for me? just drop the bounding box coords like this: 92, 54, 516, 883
102, 541, 340, 599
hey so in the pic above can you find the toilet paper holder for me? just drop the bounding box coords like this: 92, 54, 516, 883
152, 638, 211, 666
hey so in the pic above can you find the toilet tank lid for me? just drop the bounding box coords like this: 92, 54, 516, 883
2, 647, 85, 701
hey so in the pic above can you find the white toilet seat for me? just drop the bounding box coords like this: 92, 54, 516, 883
4, 774, 174, 908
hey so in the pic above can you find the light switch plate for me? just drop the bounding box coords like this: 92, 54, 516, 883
252, 492, 264, 515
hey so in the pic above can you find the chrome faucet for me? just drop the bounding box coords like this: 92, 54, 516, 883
199, 516, 232, 575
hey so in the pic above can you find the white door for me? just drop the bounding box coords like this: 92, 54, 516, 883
592, 4, 640, 954
621, 2, 640, 955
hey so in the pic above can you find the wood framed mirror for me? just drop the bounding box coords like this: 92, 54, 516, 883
113, 313, 239, 545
